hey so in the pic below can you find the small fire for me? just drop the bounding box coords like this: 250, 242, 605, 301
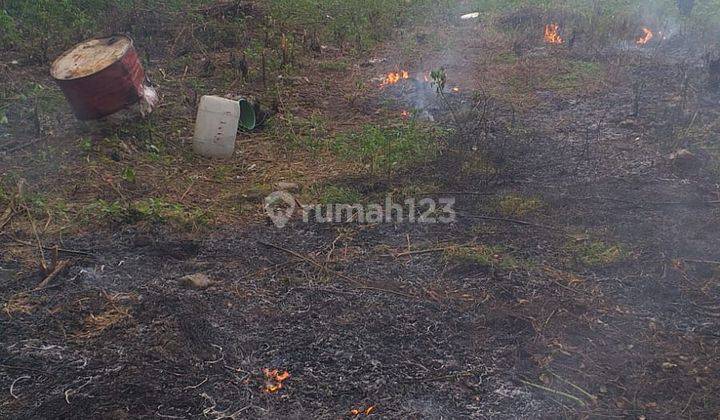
400, 110, 410, 119
263, 369, 291, 393
636, 27, 654, 45
451, 87, 460, 93
350, 405, 376, 416
381, 70, 410, 86
544, 23, 563, 44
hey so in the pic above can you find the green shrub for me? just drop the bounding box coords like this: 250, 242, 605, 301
332, 122, 440, 174
0, 0, 213, 57
269, 0, 452, 51
0, 9, 18, 44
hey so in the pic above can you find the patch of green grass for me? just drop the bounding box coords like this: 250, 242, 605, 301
85, 198, 208, 229
567, 239, 628, 268
121, 167, 136, 183
491, 51, 519, 65
498, 194, 542, 217
460, 153, 498, 176
88, 199, 126, 220
391, 181, 441, 199
273, 112, 329, 152
444, 244, 528, 271
28, 83, 66, 114
212, 164, 234, 182
318, 59, 349, 72
269, 0, 453, 52
76, 137, 93, 154
331, 122, 441, 175
545, 60, 604, 93
314, 185, 361, 205
242, 183, 273, 201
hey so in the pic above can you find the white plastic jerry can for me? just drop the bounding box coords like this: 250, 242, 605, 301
193, 95, 241, 159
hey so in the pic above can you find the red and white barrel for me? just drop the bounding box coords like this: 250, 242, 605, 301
50, 35, 148, 120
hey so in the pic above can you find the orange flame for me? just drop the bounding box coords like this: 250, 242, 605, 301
381, 70, 410, 86
350, 405, 376, 416
263, 369, 291, 393
544, 23, 563, 44
636, 27, 654, 45
400, 110, 410, 119
451, 87, 460, 93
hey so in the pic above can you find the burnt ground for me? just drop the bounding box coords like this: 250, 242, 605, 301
2, 6, 720, 420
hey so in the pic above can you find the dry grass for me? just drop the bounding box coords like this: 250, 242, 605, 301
74, 306, 132, 339
73, 292, 137, 339
2, 293, 38, 317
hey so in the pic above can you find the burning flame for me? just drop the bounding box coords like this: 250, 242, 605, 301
381, 70, 410, 86
544, 23, 563, 44
350, 405, 376, 416
636, 27, 654, 45
400, 110, 410, 119
451, 87, 460, 93
263, 369, 291, 393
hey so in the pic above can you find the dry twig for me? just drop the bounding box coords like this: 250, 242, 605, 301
520, 379, 587, 407
35, 260, 72, 290
0, 204, 14, 232
1, 233, 94, 256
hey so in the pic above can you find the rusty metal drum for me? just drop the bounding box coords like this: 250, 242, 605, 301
50, 35, 146, 120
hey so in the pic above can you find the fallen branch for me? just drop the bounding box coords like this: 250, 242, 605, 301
1, 233, 94, 256
35, 260, 72, 290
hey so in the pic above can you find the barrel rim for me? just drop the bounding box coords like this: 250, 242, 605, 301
50, 34, 135, 81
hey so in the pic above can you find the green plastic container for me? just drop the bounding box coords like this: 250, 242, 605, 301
238, 98, 256, 130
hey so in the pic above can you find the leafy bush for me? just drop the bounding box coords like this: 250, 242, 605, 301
0, 8, 18, 44
268, 0, 452, 51
0, 0, 212, 58
332, 122, 441, 175
1, 0, 451, 59
2, 1, 97, 57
